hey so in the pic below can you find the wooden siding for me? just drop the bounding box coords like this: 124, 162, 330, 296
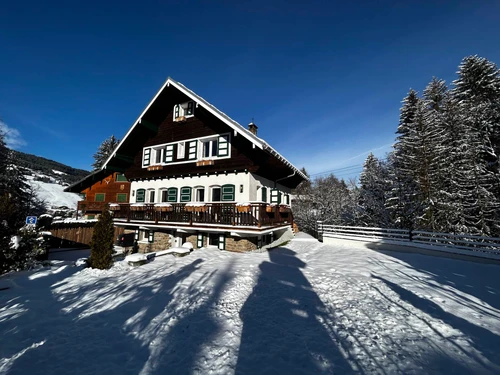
79, 172, 131, 213
124, 106, 300, 185
50, 225, 124, 246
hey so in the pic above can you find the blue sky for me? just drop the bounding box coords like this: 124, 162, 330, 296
1, 1, 499, 179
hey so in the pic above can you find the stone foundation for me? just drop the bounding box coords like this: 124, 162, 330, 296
225, 237, 258, 252
138, 232, 173, 253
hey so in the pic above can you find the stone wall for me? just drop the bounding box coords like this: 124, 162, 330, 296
138, 232, 172, 253
225, 236, 258, 252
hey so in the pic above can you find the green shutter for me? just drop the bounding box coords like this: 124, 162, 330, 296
117, 193, 127, 202
261, 187, 267, 202
285, 194, 290, 205
218, 233, 226, 250
180, 187, 192, 202
270, 189, 281, 204
217, 135, 229, 157
197, 233, 204, 248
148, 231, 155, 243
136, 189, 145, 203
174, 105, 180, 118
188, 140, 197, 160
143, 148, 151, 166
95, 193, 105, 202
116, 174, 127, 182
167, 188, 178, 202
164, 144, 174, 163
221, 184, 235, 201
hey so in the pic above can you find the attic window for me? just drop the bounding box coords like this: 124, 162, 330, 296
173, 101, 195, 121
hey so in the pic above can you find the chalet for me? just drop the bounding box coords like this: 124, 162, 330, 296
65, 170, 131, 220
98, 78, 308, 252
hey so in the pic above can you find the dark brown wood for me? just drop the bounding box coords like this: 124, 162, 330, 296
77, 172, 131, 214
113, 203, 292, 228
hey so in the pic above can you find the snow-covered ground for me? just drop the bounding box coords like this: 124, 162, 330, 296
26, 176, 80, 209
1, 236, 499, 374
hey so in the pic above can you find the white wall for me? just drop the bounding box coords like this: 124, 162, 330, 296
130, 172, 251, 203
249, 173, 292, 203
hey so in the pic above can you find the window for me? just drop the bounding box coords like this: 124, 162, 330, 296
87, 214, 95, 220
194, 187, 205, 202
117, 193, 127, 202
116, 174, 127, 182
173, 101, 195, 120
161, 189, 168, 202
221, 184, 235, 201
167, 187, 178, 202
136, 189, 145, 203
95, 193, 105, 202
143, 148, 151, 166
200, 134, 230, 159
155, 148, 163, 164
148, 190, 155, 203
212, 187, 221, 202
202, 139, 218, 158
285, 194, 290, 205
177, 142, 185, 159
180, 187, 192, 202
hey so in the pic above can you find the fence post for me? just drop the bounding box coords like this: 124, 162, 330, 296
316, 220, 323, 241
409, 229, 413, 242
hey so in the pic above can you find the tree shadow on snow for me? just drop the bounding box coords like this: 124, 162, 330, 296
364, 242, 500, 311
372, 274, 500, 374
235, 247, 356, 374
1, 257, 206, 375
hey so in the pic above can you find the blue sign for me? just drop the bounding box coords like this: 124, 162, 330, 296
26, 216, 37, 225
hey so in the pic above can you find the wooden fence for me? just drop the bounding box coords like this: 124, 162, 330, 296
317, 222, 500, 260
49, 223, 124, 247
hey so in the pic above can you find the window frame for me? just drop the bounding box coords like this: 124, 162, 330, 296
115, 174, 127, 182
136, 189, 146, 203
95, 193, 105, 202
116, 193, 127, 202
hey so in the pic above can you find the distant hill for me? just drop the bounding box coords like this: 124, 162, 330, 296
12, 150, 90, 185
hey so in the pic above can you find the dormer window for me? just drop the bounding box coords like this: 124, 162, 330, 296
173, 101, 195, 121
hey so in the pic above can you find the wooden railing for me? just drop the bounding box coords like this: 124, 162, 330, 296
77, 201, 109, 212
112, 203, 293, 228
317, 222, 500, 260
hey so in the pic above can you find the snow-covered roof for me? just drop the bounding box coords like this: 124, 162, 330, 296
102, 77, 308, 181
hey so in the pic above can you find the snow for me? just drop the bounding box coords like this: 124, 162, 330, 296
26, 177, 80, 209
52, 170, 67, 176
1, 237, 500, 374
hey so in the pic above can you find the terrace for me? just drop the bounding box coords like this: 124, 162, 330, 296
109, 202, 293, 229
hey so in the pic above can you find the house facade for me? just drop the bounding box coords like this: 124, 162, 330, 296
100, 78, 308, 252
65, 170, 131, 220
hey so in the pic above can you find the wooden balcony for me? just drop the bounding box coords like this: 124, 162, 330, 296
111, 203, 293, 229
77, 200, 109, 213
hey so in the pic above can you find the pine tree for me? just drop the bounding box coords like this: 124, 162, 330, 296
452, 56, 500, 236
386, 90, 422, 229
92, 135, 120, 170
358, 153, 390, 227
88, 206, 114, 269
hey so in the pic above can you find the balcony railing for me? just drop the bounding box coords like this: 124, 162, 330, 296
111, 203, 292, 228
77, 201, 109, 212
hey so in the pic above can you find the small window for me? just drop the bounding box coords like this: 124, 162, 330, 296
285, 194, 290, 205
136, 189, 145, 203
212, 187, 221, 202
222, 184, 235, 201
117, 193, 127, 202
177, 142, 185, 159
180, 187, 192, 202
81, 192, 86, 200
149, 190, 155, 203
87, 214, 95, 220
161, 189, 168, 202
186, 101, 194, 116
195, 187, 205, 202
167, 187, 178, 202
155, 148, 163, 164
95, 193, 105, 202
116, 174, 127, 182
202, 139, 218, 158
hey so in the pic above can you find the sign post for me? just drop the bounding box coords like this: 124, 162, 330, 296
26, 216, 37, 225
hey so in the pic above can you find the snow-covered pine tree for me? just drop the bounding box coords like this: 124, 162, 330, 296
420, 78, 449, 231
291, 168, 318, 235
386, 90, 422, 229
452, 56, 500, 236
91, 135, 120, 170
358, 153, 390, 227
88, 206, 114, 269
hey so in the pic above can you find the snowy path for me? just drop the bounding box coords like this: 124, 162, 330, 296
1, 236, 499, 374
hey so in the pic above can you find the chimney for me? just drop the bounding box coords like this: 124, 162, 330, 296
248, 122, 258, 136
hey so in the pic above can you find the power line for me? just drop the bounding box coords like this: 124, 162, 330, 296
310, 157, 388, 177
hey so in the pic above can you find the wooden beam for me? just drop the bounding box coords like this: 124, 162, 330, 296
139, 118, 158, 132
115, 153, 135, 163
